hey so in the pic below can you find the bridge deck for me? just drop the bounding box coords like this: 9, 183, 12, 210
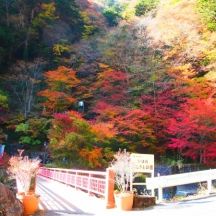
36, 176, 105, 215
36, 176, 216, 216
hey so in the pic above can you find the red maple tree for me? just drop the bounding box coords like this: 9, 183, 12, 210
167, 98, 216, 164
114, 109, 156, 152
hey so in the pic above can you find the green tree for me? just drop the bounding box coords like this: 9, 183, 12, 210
0, 90, 8, 110
81, 12, 97, 39
55, 0, 84, 38
103, 3, 123, 26
49, 111, 98, 167
197, 0, 216, 31
15, 117, 50, 147
6, 59, 45, 118
0, 90, 8, 143
135, 0, 158, 16
32, 2, 57, 29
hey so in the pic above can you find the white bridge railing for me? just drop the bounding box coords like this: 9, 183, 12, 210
38, 167, 115, 208
146, 169, 216, 202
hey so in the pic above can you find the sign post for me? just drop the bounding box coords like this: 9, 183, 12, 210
130, 153, 154, 195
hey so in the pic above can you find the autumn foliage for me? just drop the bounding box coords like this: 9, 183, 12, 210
93, 64, 128, 105
168, 98, 216, 165
48, 111, 115, 168
91, 122, 116, 140
38, 66, 80, 114
79, 147, 103, 168
114, 109, 156, 152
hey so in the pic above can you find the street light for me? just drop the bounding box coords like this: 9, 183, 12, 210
78, 101, 84, 113
43, 142, 48, 164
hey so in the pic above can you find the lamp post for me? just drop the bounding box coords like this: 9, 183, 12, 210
78, 101, 84, 113
43, 142, 48, 164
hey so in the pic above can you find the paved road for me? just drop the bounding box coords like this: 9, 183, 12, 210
36, 176, 216, 216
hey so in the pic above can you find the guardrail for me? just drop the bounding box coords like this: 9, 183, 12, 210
38, 167, 115, 208
146, 169, 216, 202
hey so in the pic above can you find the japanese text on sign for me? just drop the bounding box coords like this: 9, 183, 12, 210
130, 153, 154, 173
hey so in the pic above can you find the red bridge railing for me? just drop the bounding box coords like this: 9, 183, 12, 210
38, 167, 115, 208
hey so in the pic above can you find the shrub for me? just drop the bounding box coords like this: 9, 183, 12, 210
110, 149, 135, 192
15, 117, 50, 147
8, 151, 40, 194
197, 0, 216, 31
103, 7, 122, 26
135, 0, 158, 16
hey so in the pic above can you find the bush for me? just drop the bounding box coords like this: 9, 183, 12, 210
135, 0, 158, 16
110, 149, 133, 192
8, 152, 40, 194
197, 0, 216, 31
103, 7, 122, 26
15, 117, 50, 147
0, 90, 8, 110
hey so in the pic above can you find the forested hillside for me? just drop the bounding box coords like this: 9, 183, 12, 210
0, 0, 216, 168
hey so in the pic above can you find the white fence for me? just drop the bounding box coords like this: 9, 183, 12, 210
146, 169, 216, 202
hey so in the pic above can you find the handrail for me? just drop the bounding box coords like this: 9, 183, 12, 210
38, 167, 107, 197
146, 169, 216, 202
45, 167, 106, 175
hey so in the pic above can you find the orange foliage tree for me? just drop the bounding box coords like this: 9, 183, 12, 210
79, 147, 103, 168
48, 111, 116, 168
114, 109, 156, 152
38, 66, 80, 114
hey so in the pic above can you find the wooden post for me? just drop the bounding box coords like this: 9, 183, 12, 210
105, 168, 115, 209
